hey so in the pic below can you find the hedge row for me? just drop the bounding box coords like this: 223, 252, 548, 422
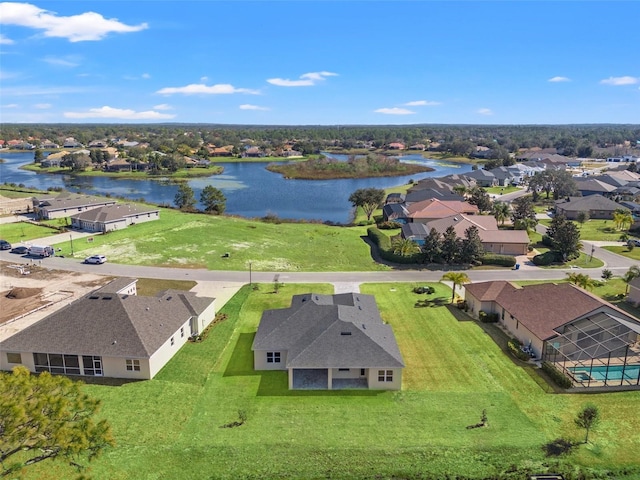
507, 340, 530, 361
366, 227, 421, 264
541, 361, 573, 389
480, 253, 517, 267
479, 311, 499, 323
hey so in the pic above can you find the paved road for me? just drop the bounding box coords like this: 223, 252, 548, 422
2, 215, 638, 285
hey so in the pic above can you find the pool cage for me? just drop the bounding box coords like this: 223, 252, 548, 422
542, 311, 640, 388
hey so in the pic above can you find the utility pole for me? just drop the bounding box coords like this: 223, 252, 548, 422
70, 234, 74, 256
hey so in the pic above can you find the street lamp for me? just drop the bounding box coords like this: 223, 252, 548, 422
249, 262, 252, 286
70, 234, 74, 256
589, 245, 595, 263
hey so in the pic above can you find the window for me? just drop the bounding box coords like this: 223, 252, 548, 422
82, 355, 103, 376
6, 352, 21, 364
32, 353, 84, 375
180, 327, 184, 338
378, 370, 393, 382
126, 359, 141, 372
266, 352, 281, 363
360, 368, 365, 376
338, 368, 349, 372
171, 336, 175, 346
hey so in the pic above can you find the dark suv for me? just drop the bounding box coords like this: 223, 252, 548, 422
0, 240, 11, 250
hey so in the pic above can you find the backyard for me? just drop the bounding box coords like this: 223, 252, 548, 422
26, 282, 640, 479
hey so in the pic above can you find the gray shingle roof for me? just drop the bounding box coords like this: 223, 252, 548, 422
252, 293, 404, 369
555, 194, 628, 212
70, 203, 159, 223
1, 290, 214, 358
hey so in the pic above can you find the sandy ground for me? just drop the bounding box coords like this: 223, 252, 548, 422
0, 261, 243, 342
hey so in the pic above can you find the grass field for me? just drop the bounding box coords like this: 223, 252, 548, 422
0, 221, 60, 243
539, 218, 628, 242
51, 208, 380, 272
28, 282, 640, 480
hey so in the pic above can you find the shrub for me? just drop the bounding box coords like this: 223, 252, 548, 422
413, 286, 435, 295
377, 220, 402, 230
478, 311, 499, 323
367, 227, 421, 264
542, 362, 573, 389
532, 251, 560, 266
541, 234, 554, 247
507, 340, 530, 361
480, 253, 517, 267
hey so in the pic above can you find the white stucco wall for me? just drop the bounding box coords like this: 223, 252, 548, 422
253, 350, 287, 370
367, 368, 403, 390
148, 318, 192, 378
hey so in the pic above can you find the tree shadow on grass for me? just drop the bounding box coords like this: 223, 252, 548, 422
223, 332, 382, 397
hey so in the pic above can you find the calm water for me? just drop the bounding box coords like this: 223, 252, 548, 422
0, 151, 471, 223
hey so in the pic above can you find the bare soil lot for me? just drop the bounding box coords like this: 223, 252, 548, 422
0, 261, 110, 340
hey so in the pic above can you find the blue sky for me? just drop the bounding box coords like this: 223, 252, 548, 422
1, 1, 639, 125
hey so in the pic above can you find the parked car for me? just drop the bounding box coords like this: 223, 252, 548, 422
28, 245, 54, 257
628, 239, 640, 247
84, 254, 107, 264
10, 246, 29, 255
0, 240, 11, 250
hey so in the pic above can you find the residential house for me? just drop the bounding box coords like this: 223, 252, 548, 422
464, 281, 640, 388
404, 189, 465, 204
406, 198, 478, 223
574, 178, 618, 197
0, 278, 216, 380
243, 146, 264, 158
488, 166, 516, 187
408, 144, 426, 151
62, 137, 83, 148
627, 277, 640, 306
382, 203, 409, 223
33, 193, 117, 220
384, 193, 406, 204
462, 169, 497, 187
252, 293, 404, 390
70, 203, 160, 232
387, 142, 405, 150
555, 194, 629, 220
407, 214, 529, 255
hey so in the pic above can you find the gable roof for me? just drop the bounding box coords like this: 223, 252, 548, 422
1, 290, 214, 358
36, 193, 116, 212
575, 178, 619, 193
252, 293, 404, 369
70, 203, 159, 223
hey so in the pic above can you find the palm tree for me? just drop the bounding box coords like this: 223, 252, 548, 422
441, 271, 470, 304
623, 265, 640, 294
566, 272, 596, 290
391, 238, 421, 257
453, 185, 467, 197
621, 211, 634, 231
491, 202, 510, 226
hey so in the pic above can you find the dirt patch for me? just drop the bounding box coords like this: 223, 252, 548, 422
1, 288, 48, 325
6, 287, 42, 299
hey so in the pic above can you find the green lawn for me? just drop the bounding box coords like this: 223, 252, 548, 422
51, 208, 381, 272
0, 221, 61, 243
30, 282, 640, 479
539, 218, 629, 242
485, 185, 519, 195
604, 245, 640, 262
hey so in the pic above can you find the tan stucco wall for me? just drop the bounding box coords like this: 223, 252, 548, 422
102, 356, 150, 379
367, 368, 403, 390
331, 367, 364, 379
1, 350, 35, 372
196, 301, 217, 334
253, 350, 287, 370
148, 318, 192, 378
483, 243, 528, 255
500, 311, 544, 357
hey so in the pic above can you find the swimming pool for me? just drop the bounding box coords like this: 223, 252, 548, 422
569, 364, 640, 383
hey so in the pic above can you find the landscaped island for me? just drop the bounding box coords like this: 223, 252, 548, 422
266, 153, 434, 179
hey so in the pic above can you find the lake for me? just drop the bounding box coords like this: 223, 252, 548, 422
0, 152, 472, 223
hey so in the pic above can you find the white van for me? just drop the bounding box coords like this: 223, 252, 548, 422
28, 245, 54, 257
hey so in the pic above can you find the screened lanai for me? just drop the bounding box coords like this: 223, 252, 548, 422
543, 311, 640, 388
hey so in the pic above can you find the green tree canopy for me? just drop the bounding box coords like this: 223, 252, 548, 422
574, 403, 600, 444
348, 188, 385, 221
467, 186, 492, 213
174, 183, 196, 211
0, 366, 114, 477
421, 228, 442, 264
510, 196, 537, 228
459, 225, 484, 264
200, 185, 226, 214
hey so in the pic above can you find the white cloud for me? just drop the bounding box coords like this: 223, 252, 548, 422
0, 2, 148, 42
548, 76, 571, 82
42, 55, 80, 67
477, 108, 493, 116
267, 71, 337, 87
64, 106, 175, 120
153, 103, 172, 110
2, 103, 19, 108
142, 73, 150, 79
156, 83, 259, 95
404, 100, 441, 106
374, 107, 415, 115
34, 103, 51, 109
0, 33, 14, 44
600, 76, 639, 86
1, 85, 90, 96
239, 104, 269, 111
